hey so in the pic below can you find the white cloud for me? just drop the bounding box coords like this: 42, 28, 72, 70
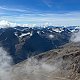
0, 20, 17, 28
49, 34, 54, 39
71, 30, 80, 42
0, 20, 38, 28
11, 12, 80, 26
42, 0, 54, 8
0, 47, 14, 80
0, 11, 80, 26
13, 57, 61, 80
0, 6, 27, 12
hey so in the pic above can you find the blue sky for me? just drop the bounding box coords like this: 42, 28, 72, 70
0, 0, 80, 26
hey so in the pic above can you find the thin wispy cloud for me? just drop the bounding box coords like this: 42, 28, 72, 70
0, 11, 80, 26
42, 0, 54, 8
0, 6, 30, 13
0, 5, 80, 26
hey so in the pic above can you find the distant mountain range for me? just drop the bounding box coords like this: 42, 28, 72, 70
0, 25, 80, 63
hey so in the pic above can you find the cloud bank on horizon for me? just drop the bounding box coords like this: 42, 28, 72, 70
0, 0, 80, 26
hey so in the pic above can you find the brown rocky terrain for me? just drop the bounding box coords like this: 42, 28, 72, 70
12, 42, 80, 80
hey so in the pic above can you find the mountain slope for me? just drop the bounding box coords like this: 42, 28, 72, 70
12, 42, 80, 80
